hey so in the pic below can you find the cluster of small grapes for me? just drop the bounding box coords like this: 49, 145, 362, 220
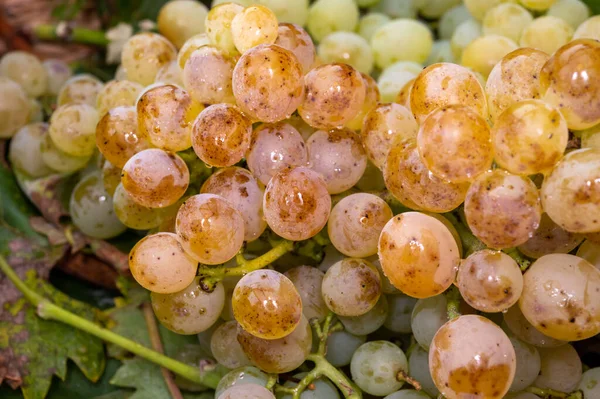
2, 0, 600, 398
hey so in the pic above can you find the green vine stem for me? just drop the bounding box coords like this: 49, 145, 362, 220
504, 247, 532, 272
0, 255, 221, 388
444, 211, 486, 257
526, 387, 583, 399
34, 23, 109, 46
445, 286, 462, 320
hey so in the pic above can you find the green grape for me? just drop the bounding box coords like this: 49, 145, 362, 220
520, 16, 574, 55
411, 295, 449, 350
350, 341, 408, 396
438, 5, 471, 39
284, 266, 329, 322
338, 295, 388, 335
102, 161, 120, 196
384, 294, 417, 333
274, 23, 316, 74
384, 390, 430, 399
27, 98, 43, 123
577, 239, 600, 269
357, 13, 391, 42
547, 0, 590, 28
0, 51, 48, 97
518, 213, 584, 259
231, 5, 279, 53
57, 74, 104, 106
48, 103, 99, 157
425, 40, 455, 65
277, 372, 340, 399
450, 19, 482, 60
205, 3, 244, 57
408, 346, 440, 397
42, 59, 72, 96
218, 384, 275, 399
0, 77, 31, 139
325, 330, 366, 367
464, 0, 518, 20
157, 0, 208, 48
580, 124, 600, 149
307, 0, 359, 42
578, 368, 600, 399
508, 335, 541, 392
151, 277, 225, 334
518, 0, 557, 10
369, 0, 417, 18
371, 19, 433, 68
210, 321, 251, 369
462, 34, 518, 78
40, 134, 91, 173
482, 3, 532, 42
70, 173, 126, 239
96, 79, 144, 117
254, 0, 309, 26
113, 183, 164, 230
8, 123, 53, 178
216, 366, 269, 398
318, 32, 373, 74
121, 33, 177, 86
535, 345, 582, 392
377, 61, 422, 104
574, 15, 600, 40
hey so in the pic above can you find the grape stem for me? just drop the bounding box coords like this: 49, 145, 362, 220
504, 247, 532, 272
396, 370, 422, 391
526, 387, 583, 399
445, 286, 462, 320
0, 254, 222, 388
444, 211, 486, 257
34, 23, 109, 46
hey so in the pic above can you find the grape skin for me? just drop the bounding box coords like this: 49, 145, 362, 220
205, 3, 244, 57
177, 33, 211, 68
325, 330, 366, 367
215, 366, 269, 398
284, 266, 329, 322
0, 51, 48, 97
350, 341, 409, 396
534, 344, 582, 393
113, 183, 164, 230
218, 383, 275, 399
507, 335, 541, 392
461, 34, 518, 78
338, 295, 388, 336
155, 60, 183, 86
274, 23, 316, 74
520, 16, 574, 55
157, 0, 208, 48
9, 123, 53, 178
518, 213, 584, 259
121, 33, 177, 86
409, 346, 440, 397
383, 294, 417, 334
96, 79, 144, 117
49, 104, 100, 157
182, 45, 236, 105
40, 133, 91, 173
57, 74, 104, 107
0, 77, 30, 139
42, 59, 72, 96
577, 239, 600, 269
346, 73, 380, 131
210, 321, 251, 369
411, 294, 451, 351
503, 305, 567, 348
231, 5, 279, 54
578, 368, 600, 399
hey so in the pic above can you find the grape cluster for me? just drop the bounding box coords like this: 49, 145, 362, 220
2, 0, 600, 398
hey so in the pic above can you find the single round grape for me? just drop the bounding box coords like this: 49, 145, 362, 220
183, 46, 235, 105
378, 61, 422, 104
368, 256, 400, 295
325, 330, 366, 367
379, 212, 460, 298
318, 32, 373, 74
129, 232, 197, 294
246, 122, 308, 186
465, 169, 542, 249
40, 134, 91, 173
57, 74, 104, 106
231, 5, 278, 54
577, 239, 600, 269
215, 366, 269, 398
43, 59, 72, 96
457, 250, 523, 313
519, 0, 558, 10
482, 3, 532, 42
177, 33, 211, 69
411, 295, 450, 350
121, 33, 177, 86
121, 149, 189, 208
371, 19, 433, 68
255, 0, 309, 27
321, 258, 381, 317
339, 295, 388, 336
0, 51, 48, 97
384, 138, 469, 213
306, 0, 359, 42
383, 294, 417, 333
151, 277, 224, 334
201, 167, 266, 242
346, 73, 379, 131
578, 368, 600, 399
299, 63, 365, 130
237, 314, 311, 373
328, 193, 392, 258
9, 123, 53, 178
232, 44, 304, 123
0, 77, 30, 139
113, 183, 164, 230
523, 17, 573, 57
450, 19, 482, 60
358, 13, 391, 42
384, 390, 430, 399
274, 23, 315, 74
485, 48, 550, 123
137, 84, 201, 152
205, 3, 244, 57
278, 372, 340, 399
157, 0, 208, 48
535, 345, 583, 392
408, 346, 440, 397
175, 193, 245, 264
540, 39, 600, 130
520, 254, 600, 341
263, 167, 330, 241
430, 315, 516, 399
461, 34, 519, 78
210, 321, 251, 369
96, 106, 150, 168
410, 63, 487, 125
503, 335, 540, 393
350, 341, 409, 396
574, 15, 600, 40
155, 60, 183, 86
96, 80, 144, 117
284, 266, 328, 322
439, 5, 472, 40
503, 305, 566, 348
464, 0, 515, 21
218, 383, 275, 399
191, 103, 252, 168
48, 103, 99, 157
518, 213, 584, 259
547, 0, 590, 28
361, 103, 418, 170
541, 148, 600, 233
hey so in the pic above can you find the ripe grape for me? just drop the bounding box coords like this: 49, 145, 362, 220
40, 134, 91, 173
182, 46, 236, 105
299, 63, 365, 130
411, 295, 450, 350
0, 51, 48, 97
177, 33, 211, 68
121, 149, 189, 208
518, 213, 584, 259
429, 315, 516, 399
325, 330, 366, 367
42, 59, 72, 96
236, 314, 311, 373
482, 3, 532, 43
450, 19, 482, 60
371, 19, 433, 68
547, 0, 590, 28
231, 5, 279, 53
175, 193, 245, 264
574, 15, 600, 40
57, 74, 104, 106
535, 344, 583, 392
215, 366, 269, 398
157, 0, 208, 48
346, 73, 379, 131
358, 13, 391, 42
49, 104, 100, 157
508, 335, 541, 392
218, 383, 275, 399
578, 368, 600, 399
408, 346, 440, 397
318, 32, 374, 74
378, 61, 421, 103
503, 305, 566, 348
0, 77, 30, 139
263, 167, 330, 241
151, 277, 225, 334
121, 33, 177, 86
278, 372, 340, 399
338, 295, 388, 336
520, 16, 574, 56
232, 44, 304, 123
464, 169, 542, 249
153, 60, 184, 85
210, 321, 251, 369
425, 39, 456, 65
274, 23, 315, 74
350, 341, 408, 396
96, 80, 144, 117
284, 265, 329, 322
462, 34, 519, 78
205, 3, 244, 57
321, 258, 382, 317
9, 123, 53, 178
384, 294, 417, 333
306, 0, 359, 42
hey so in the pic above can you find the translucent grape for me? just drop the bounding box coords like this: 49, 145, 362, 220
378, 212, 460, 298
338, 295, 388, 336
429, 315, 516, 399
210, 321, 251, 369
306, 0, 359, 42
230, 5, 278, 53
519, 253, 600, 341
518, 214, 584, 259
328, 193, 392, 258
450, 19, 482, 60
284, 266, 328, 322
205, 3, 244, 57
541, 148, 600, 233
57, 74, 104, 106
503, 305, 566, 348
577, 239, 600, 269
384, 294, 418, 333
358, 13, 391, 42
461, 34, 518, 78
520, 16, 573, 55
48, 104, 99, 157
263, 167, 331, 241
274, 23, 315, 74
151, 277, 225, 334
246, 122, 308, 186
182, 46, 235, 105
535, 345, 583, 392
201, 167, 266, 242
298, 63, 365, 129
321, 258, 382, 316
0, 51, 48, 97
482, 3, 532, 42
96, 80, 144, 117
215, 366, 269, 398
9, 123, 53, 178
377, 61, 422, 104
113, 183, 164, 230
318, 32, 373, 74
439, 5, 471, 40
485, 48, 550, 123
129, 232, 197, 294
508, 335, 541, 392
306, 128, 367, 194
39, 134, 91, 173
540, 39, 600, 130
177, 33, 211, 69
384, 390, 430, 399
578, 368, 600, 399
42, 59, 72, 96
121, 149, 189, 208
157, 0, 208, 48
218, 383, 275, 399
232, 44, 304, 123
325, 330, 366, 367
350, 341, 408, 396
408, 346, 440, 397
346, 73, 379, 131
410, 63, 487, 125
547, 0, 590, 28
411, 295, 450, 350
278, 372, 340, 399
361, 103, 418, 169
574, 15, 600, 40
175, 193, 244, 264
371, 19, 433, 68
121, 33, 177, 86
96, 106, 150, 168
192, 103, 252, 168
518, 0, 557, 10
237, 314, 311, 373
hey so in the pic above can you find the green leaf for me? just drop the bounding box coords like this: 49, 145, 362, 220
583, 0, 600, 15
46, 359, 122, 399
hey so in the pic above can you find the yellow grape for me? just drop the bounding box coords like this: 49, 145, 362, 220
101, 161, 121, 196
205, 3, 244, 57
378, 212, 460, 298
42, 59, 72, 96
0, 51, 48, 97
231, 5, 279, 53
39, 134, 91, 173
574, 15, 600, 40
346, 73, 380, 131
121, 33, 177, 86
461, 34, 518, 78
395, 77, 414, 108
503, 305, 567, 348
318, 31, 374, 74
519, 254, 600, 341
547, 0, 590, 29
182, 46, 236, 105
121, 148, 189, 208
129, 232, 198, 294
417, 105, 493, 183
8, 123, 53, 178
155, 61, 183, 86
410, 62, 487, 125
520, 16, 574, 55
232, 269, 302, 340
371, 19, 433, 68
157, 0, 208, 48
518, 213, 584, 259
274, 23, 316, 74
284, 266, 329, 322
464, 0, 518, 20
113, 183, 164, 230
57, 74, 104, 107
48, 103, 99, 157
177, 33, 211, 69
518, 0, 557, 10
540, 39, 600, 130
96, 80, 144, 117
306, 0, 359, 42
482, 3, 532, 43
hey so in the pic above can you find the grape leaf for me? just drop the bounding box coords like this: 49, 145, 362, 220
583, 0, 600, 15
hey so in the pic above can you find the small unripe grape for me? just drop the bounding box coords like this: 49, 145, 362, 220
461, 34, 518, 78
210, 321, 251, 369
372, 19, 433, 69
326, 330, 366, 367
351, 341, 409, 396
57, 74, 104, 106
0, 51, 48, 97
518, 213, 584, 259
157, 0, 208, 48
40, 134, 91, 173
318, 31, 374, 74
339, 295, 388, 336
574, 15, 600, 40
42, 59, 72, 96
9, 123, 53, 178
215, 366, 269, 398
121, 33, 177, 86
183, 46, 236, 105
274, 23, 315, 74
205, 3, 244, 57
49, 104, 100, 157
96, 80, 144, 117
113, 183, 164, 230
284, 266, 329, 322
231, 5, 279, 54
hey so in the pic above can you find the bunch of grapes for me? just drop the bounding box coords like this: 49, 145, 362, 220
2, 0, 600, 398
